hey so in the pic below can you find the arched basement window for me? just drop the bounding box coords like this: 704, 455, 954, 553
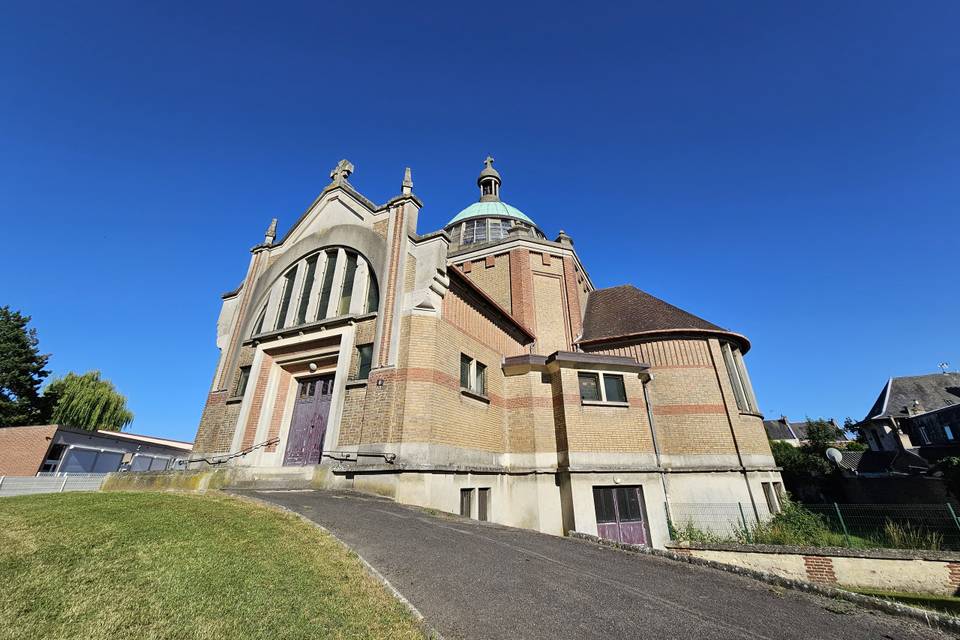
252, 247, 379, 336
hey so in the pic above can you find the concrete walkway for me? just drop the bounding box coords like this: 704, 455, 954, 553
233, 489, 949, 640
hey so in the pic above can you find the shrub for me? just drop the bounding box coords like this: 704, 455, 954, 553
744, 502, 847, 547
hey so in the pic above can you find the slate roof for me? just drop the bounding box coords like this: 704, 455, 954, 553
577, 285, 750, 351
763, 417, 847, 442
838, 449, 930, 474
763, 419, 796, 440
865, 372, 960, 420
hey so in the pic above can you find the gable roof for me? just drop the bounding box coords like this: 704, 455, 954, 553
763, 417, 847, 442
576, 285, 750, 352
865, 372, 960, 420
763, 418, 797, 440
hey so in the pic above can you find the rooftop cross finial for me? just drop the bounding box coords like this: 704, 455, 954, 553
329, 159, 354, 184
484, 155, 495, 168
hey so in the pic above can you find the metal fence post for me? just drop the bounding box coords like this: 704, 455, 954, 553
738, 502, 751, 543
60, 476, 68, 493
946, 503, 960, 535
833, 502, 851, 547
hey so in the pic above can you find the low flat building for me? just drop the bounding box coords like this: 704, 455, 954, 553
0, 424, 193, 475
191, 158, 782, 546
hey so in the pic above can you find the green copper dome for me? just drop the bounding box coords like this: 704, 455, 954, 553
446, 201, 537, 228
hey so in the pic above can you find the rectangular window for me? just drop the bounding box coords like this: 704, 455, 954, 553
92, 451, 124, 473
449, 224, 462, 245
460, 488, 473, 517
459, 354, 488, 396
296, 254, 319, 325
316, 249, 339, 319
946, 426, 955, 441
579, 372, 627, 404
762, 482, 781, 514
475, 362, 487, 396
478, 488, 490, 521
356, 344, 373, 380
603, 375, 627, 403
488, 220, 509, 241
578, 372, 601, 401
235, 366, 251, 397
918, 426, 931, 445
338, 251, 359, 315
460, 354, 472, 388
275, 270, 297, 330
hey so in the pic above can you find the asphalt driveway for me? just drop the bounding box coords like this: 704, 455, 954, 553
232, 489, 949, 640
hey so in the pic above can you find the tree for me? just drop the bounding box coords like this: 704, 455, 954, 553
0, 306, 50, 426
42, 371, 133, 431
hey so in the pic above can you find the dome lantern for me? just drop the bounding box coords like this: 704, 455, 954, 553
477, 155, 501, 202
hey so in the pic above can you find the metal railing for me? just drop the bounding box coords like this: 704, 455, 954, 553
668, 501, 960, 551
0, 473, 108, 497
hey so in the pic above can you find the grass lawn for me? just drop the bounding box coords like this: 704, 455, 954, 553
0, 492, 425, 640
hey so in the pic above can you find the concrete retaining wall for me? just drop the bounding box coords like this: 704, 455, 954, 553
668, 541, 960, 596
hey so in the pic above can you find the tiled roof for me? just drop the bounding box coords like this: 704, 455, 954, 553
577, 285, 749, 351
865, 372, 960, 420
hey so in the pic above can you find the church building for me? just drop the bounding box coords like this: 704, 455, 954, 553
192, 158, 781, 547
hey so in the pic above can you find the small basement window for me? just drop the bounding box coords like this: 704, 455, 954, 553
578, 372, 628, 405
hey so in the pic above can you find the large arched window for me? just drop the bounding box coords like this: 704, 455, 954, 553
251, 247, 379, 337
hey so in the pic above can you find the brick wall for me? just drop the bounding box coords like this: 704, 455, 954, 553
0, 425, 57, 475
581, 337, 773, 460
464, 253, 512, 310
554, 368, 654, 454
193, 391, 242, 454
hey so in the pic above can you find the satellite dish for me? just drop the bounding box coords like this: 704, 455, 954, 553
825, 448, 843, 465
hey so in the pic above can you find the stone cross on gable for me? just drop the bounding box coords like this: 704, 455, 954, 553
329, 159, 354, 184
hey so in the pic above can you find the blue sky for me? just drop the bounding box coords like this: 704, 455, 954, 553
2, 1, 958, 441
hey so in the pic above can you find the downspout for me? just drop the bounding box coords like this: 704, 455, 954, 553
642, 373, 672, 526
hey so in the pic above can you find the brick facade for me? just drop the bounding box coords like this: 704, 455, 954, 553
0, 424, 56, 475
190, 160, 779, 542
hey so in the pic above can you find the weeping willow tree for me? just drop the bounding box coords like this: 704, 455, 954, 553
43, 371, 133, 431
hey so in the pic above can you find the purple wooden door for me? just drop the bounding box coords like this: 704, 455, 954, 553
593, 486, 650, 545
283, 375, 334, 466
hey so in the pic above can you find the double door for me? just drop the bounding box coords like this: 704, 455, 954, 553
593, 485, 650, 545
283, 375, 334, 466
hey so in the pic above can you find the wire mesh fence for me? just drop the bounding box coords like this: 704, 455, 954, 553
0, 474, 108, 497
668, 501, 960, 551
